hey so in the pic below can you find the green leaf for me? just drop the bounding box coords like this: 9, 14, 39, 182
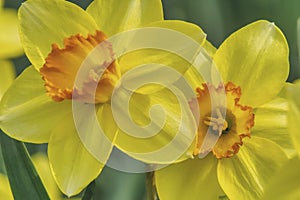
0, 131, 50, 200
0, 143, 5, 174
82, 181, 96, 200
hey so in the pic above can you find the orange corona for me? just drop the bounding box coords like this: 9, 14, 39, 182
40, 30, 121, 104
192, 82, 255, 159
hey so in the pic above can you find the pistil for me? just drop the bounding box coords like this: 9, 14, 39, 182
203, 108, 228, 136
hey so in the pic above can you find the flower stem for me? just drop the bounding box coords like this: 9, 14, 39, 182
146, 172, 158, 200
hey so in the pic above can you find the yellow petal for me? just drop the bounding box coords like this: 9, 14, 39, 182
156, 154, 225, 200
145, 20, 207, 46
0, 66, 70, 143
19, 0, 97, 69
214, 20, 289, 107
253, 85, 295, 157
118, 20, 208, 94
184, 39, 217, 91
73, 103, 118, 164
48, 104, 116, 196
32, 153, 62, 200
0, 60, 15, 100
263, 156, 300, 199
288, 80, 300, 156
113, 86, 196, 164
119, 20, 206, 73
202, 39, 217, 57
0, 9, 23, 58
86, 0, 163, 36
218, 136, 288, 200
0, 173, 13, 200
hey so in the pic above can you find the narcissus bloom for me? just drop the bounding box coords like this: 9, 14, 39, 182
155, 20, 292, 200
0, 0, 208, 196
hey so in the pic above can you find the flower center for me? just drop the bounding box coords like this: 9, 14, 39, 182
192, 82, 255, 159
40, 30, 121, 104
203, 108, 228, 136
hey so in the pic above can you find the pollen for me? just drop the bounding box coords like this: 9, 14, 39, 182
192, 82, 255, 159
40, 30, 121, 104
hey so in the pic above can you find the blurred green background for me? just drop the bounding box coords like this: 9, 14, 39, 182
2, 0, 300, 199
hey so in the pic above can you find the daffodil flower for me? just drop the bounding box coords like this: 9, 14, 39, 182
0, 0, 208, 196
155, 20, 292, 200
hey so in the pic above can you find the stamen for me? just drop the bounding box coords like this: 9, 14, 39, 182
191, 82, 254, 159
216, 108, 223, 119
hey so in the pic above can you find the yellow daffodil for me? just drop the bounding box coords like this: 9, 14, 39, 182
155, 20, 292, 200
262, 80, 300, 199
0, 0, 208, 196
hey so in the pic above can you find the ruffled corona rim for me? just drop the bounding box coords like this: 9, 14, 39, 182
192, 82, 255, 159
40, 30, 121, 104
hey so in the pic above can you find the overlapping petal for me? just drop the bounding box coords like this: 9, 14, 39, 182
184, 41, 217, 90
0, 66, 71, 143
48, 112, 109, 196
113, 86, 196, 164
217, 136, 288, 200
118, 20, 208, 94
155, 154, 225, 200
214, 20, 289, 107
19, 0, 97, 69
87, 0, 163, 36
73, 103, 118, 164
